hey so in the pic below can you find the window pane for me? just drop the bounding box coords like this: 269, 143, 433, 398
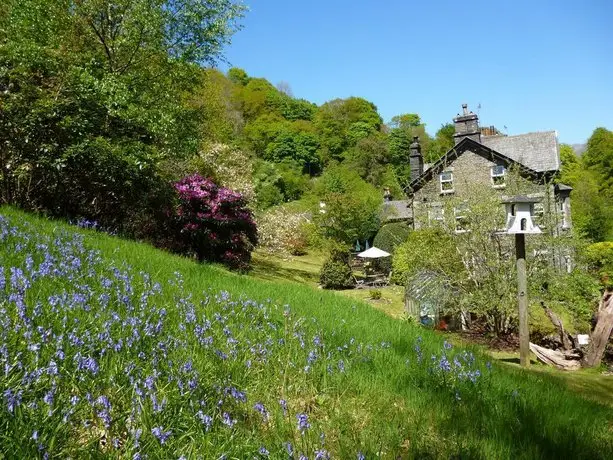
441, 171, 452, 181
492, 165, 505, 176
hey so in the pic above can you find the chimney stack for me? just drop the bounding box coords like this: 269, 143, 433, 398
453, 103, 481, 144
409, 136, 423, 183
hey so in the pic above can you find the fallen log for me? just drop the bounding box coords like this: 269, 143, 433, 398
529, 342, 581, 371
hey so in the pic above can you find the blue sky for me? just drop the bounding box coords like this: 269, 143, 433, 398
219, 0, 612, 144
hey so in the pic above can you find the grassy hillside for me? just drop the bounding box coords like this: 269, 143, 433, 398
0, 207, 611, 459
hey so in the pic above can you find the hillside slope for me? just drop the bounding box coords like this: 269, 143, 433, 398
0, 208, 611, 459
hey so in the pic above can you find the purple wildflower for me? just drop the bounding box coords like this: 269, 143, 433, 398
4, 388, 21, 414
196, 411, 213, 431
297, 413, 310, 434
254, 402, 269, 421
151, 426, 172, 444
222, 412, 236, 428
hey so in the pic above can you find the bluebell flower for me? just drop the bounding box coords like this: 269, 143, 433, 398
254, 402, 269, 421
279, 398, 288, 416
222, 412, 236, 428
151, 426, 172, 444
297, 413, 310, 434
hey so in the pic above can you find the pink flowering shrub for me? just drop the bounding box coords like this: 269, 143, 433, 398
174, 174, 258, 269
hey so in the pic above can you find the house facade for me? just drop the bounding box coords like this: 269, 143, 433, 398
385, 104, 572, 238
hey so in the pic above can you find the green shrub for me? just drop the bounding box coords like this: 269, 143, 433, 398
373, 222, 411, 254
369, 289, 382, 300
319, 249, 354, 289
373, 222, 411, 273
584, 241, 613, 287
392, 228, 460, 285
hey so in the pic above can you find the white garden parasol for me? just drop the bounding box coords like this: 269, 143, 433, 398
356, 247, 390, 258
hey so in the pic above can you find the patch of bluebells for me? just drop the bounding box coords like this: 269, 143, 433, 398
0, 214, 391, 458
411, 334, 490, 400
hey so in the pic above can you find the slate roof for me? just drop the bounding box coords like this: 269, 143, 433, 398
481, 131, 560, 172
408, 137, 543, 194
382, 200, 413, 221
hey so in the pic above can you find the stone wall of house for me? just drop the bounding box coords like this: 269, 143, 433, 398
410, 149, 565, 233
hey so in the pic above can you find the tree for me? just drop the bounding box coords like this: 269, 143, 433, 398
343, 134, 391, 187
312, 166, 382, 244
387, 113, 433, 186
558, 142, 613, 241
0, 0, 245, 230
228, 67, 250, 86
264, 129, 321, 172
314, 97, 383, 163
583, 127, 613, 189
424, 123, 455, 163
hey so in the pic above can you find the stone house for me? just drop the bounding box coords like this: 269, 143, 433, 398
387, 104, 575, 324
384, 104, 572, 238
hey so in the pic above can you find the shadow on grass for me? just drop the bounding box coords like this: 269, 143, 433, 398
250, 256, 320, 285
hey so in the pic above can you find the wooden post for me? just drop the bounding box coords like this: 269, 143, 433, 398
515, 233, 530, 367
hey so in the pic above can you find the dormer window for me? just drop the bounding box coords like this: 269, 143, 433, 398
440, 171, 454, 194
491, 164, 506, 188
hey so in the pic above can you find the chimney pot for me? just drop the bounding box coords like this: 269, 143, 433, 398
462, 103, 469, 115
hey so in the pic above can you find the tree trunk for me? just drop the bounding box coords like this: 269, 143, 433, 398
583, 290, 613, 368
541, 301, 573, 350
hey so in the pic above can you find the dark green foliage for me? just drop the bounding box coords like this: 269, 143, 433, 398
0, 0, 244, 233
253, 160, 311, 209
264, 129, 321, 172
319, 249, 354, 289
228, 67, 250, 86
315, 97, 383, 163
373, 222, 411, 274
374, 222, 411, 254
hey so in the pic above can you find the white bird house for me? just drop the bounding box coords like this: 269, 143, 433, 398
501, 196, 542, 234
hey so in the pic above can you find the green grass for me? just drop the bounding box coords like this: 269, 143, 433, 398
251, 250, 407, 318
1, 207, 612, 459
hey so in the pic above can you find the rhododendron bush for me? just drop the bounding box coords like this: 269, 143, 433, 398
174, 174, 257, 269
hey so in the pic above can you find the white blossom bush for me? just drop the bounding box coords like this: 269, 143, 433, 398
195, 143, 256, 202
257, 207, 309, 255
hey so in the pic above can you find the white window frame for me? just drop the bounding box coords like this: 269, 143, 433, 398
428, 204, 444, 223
532, 202, 545, 227
491, 164, 506, 188
454, 203, 470, 233
439, 170, 454, 194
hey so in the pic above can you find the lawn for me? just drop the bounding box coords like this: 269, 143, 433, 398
1, 208, 612, 459
254, 249, 613, 407
252, 250, 406, 318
